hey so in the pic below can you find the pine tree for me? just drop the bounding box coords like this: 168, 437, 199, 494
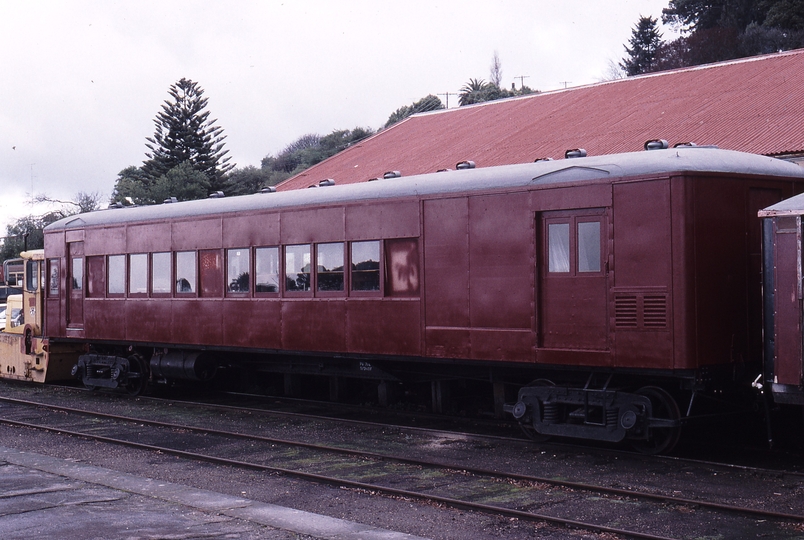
620, 16, 664, 76
142, 78, 234, 191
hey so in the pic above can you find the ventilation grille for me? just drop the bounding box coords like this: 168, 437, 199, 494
613, 288, 668, 330
614, 295, 638, 328
643, 295, 668, 327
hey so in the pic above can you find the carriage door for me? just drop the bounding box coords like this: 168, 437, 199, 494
67, 241, 84, 329
539, 210, 609, 350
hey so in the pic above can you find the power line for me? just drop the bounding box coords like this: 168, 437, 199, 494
437, 92, 459, 109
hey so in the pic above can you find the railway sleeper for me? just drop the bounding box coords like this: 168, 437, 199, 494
505, 385, 681, 445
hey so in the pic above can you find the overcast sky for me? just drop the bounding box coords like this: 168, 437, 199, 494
0, 0, 673, 236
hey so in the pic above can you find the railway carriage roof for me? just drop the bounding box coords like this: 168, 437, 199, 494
47, 147, 804, 232
759, 192, 804, 216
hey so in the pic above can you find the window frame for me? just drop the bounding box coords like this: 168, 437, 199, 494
175, 251, 198, 297
128, 253, 149, 297
283, 243, 313, 297
107, 254, 126, 297
226, 247, 252, 297
71, 256, 84, 292
254, 246, 281, 297
543, 210, 606, 278
349, 240, 383, 297
48, 258, 59, 297
315, 242, 346, 297
151, 252, 173, 297
384, 238, 421, 297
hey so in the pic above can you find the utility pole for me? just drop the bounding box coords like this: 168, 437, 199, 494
514, 75, 530, 89
29, 164, 35, 205
560, 81, 572, 89
437, 92, 459, 109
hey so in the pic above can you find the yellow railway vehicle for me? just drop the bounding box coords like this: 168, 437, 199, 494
0, 250, 80, 383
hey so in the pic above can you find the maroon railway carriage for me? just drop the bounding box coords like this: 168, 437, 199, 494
760, 194, 804, 408
44, 146, 804, 452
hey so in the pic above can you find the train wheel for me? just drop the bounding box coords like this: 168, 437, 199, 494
631, 386, 681, 455
125, 354, 147, 396
519, 379, 554, 442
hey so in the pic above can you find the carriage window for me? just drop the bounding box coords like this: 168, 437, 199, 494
71, 257, 83, 290
351, 241, 380, 292
199, 250, 223, 297
108, 255, 125, 295
25, 260, 39, 293
86, 256, 105, 298
385, 238, 419, 296
316, 242, 344, 292
176, 251, 196, 293
152, 252, 171, 294
548, 223, 570, 273
255, 247, 280, 293
285, 244, 311, 292
49, 259, 59, 296
227, 248, 250, 294
129, 253, 148, 295
577, 222, 601, 273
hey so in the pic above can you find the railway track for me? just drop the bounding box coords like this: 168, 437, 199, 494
0, 389, 802, 539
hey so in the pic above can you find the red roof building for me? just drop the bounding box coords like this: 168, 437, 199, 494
278, 48, 804, 191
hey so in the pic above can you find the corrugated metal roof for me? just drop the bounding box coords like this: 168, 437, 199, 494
279, 49, 804, 191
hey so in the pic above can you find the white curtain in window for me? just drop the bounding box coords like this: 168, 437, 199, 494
548, 223, 570, 273
577, 222, 601, 272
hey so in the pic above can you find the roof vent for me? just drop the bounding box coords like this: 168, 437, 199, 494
319, 179, 335, 187
383, 171, 402, 179
307, 184, 318, 188
673, 142, 698, 148
163, 197, 178, 204
644, 139, 669, 151
436, 168, 452, 173
456, 160, 475, 170
534, 157, 554, 162
108, 202, 124, 209
565, 148, 587, 159
259, 187, 276, 194
367, 177, 380, 182
209, 191, 225, 198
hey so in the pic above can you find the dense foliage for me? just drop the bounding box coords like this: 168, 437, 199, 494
257, 127, 374, 187
458, 78, 535, 106
384, 95, 444, 128
621, 16, 664, 75
623, 0, 804, 74
112, 78, 234, 205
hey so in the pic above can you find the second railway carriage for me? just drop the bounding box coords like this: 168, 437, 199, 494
43, 145, 804, 452
759, 194, 804, 407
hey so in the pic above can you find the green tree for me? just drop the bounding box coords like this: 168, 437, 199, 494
384, 95, 444, 128
150, 162, 211, 203
458, 77, 532, 106
657, 0, 804, 67
261, 127, 374, 179
621, 15, 664, 75
763, 0, 804, 30
458, 78, 491, 106
142, 78, 234, 192
225, 165, 276, 196
111, 166, 153, 205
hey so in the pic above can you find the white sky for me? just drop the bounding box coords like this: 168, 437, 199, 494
0, 0, 673, 237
